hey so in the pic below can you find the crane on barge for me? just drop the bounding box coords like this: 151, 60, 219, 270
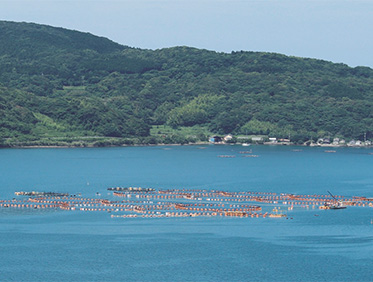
320, 191, 347, 210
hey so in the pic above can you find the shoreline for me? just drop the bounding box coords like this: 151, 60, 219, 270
0, 141, 210, 149
2, 141, 372, 149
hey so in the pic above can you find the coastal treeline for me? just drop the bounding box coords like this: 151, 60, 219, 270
0, 21, 372, 146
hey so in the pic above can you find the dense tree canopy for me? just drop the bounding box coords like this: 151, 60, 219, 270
0, 21, 372, 145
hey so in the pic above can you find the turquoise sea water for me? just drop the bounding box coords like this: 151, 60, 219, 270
0, 145, 372, 281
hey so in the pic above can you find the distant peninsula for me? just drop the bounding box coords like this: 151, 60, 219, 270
0, 21, 372, 148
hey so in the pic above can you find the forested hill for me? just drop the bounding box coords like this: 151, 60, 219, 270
0, 21, 372, 146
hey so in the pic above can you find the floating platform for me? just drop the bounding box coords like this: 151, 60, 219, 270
107, 187, 155, 192
15, 191, 69, 197
3, 187, 371, 220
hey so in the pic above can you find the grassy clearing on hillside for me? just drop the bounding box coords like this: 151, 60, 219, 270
151, 125, 213, 139
54, 86, 87, 97
32, 112, 91, 137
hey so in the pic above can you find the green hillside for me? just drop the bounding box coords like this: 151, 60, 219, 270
0, 21, 372, 146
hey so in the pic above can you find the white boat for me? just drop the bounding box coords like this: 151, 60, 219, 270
242, 143, 250, 146
320, 191, 347, 209
321, 201, 346, 210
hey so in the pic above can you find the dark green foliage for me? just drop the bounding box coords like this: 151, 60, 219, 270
0, 21, 372, 144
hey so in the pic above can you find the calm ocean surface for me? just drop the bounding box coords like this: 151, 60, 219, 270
0, 145, 372, 282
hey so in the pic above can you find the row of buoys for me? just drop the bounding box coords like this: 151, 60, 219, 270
111, 211, 270, 218
114, 191, 318, 203
4, 188, 372, 220
115, 189, 359, 204
2, 197, 263, 215
8, 193, 372, 211
174, 203, 261, 212
176, 207, 262, 212
151, 190, 277, 197
173, 190, 276, 195
0, 203, 58, 209
113, 192, 287, 203
111, 188, 373, 211
124, 189, 302, 198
